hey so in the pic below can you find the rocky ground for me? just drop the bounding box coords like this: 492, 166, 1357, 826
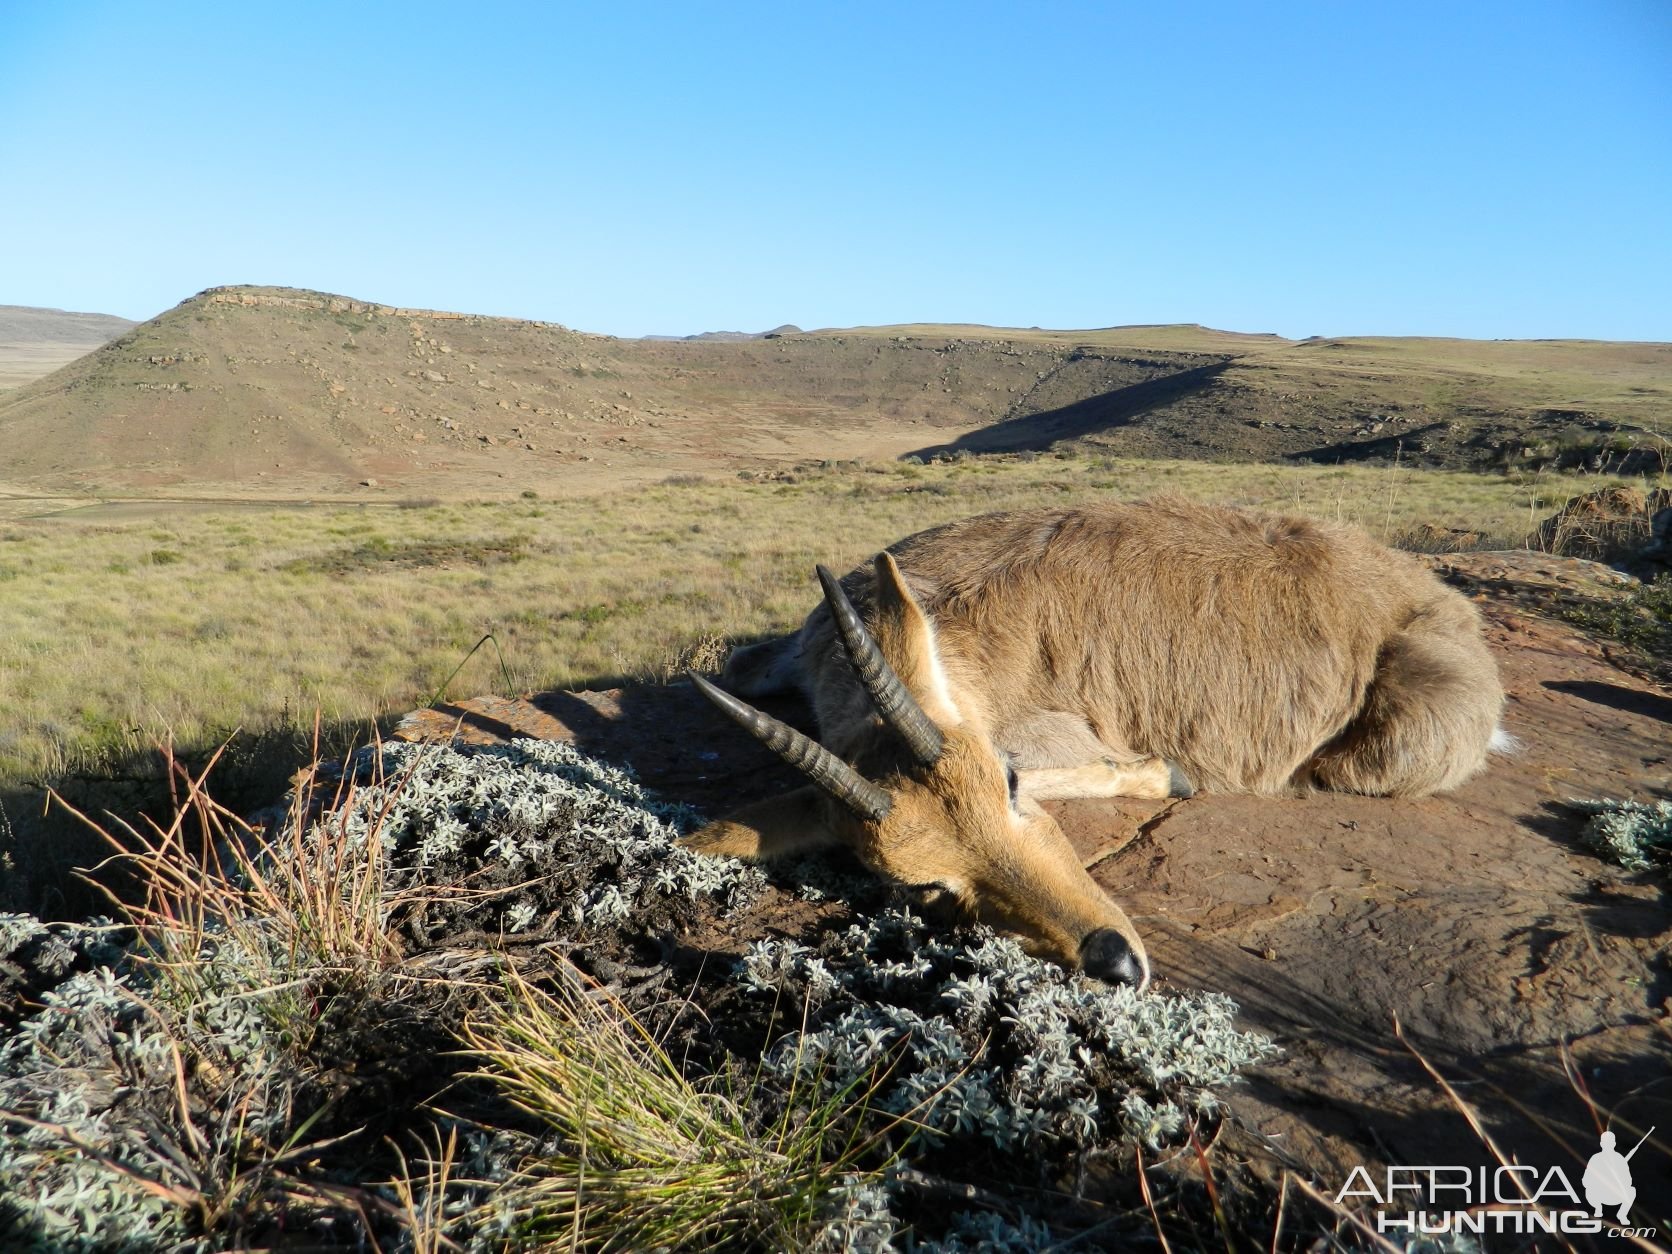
397, 549, 1672, 1221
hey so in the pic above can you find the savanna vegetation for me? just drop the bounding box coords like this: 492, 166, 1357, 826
0, 454, 1635, 785
0, 451, 1655, 913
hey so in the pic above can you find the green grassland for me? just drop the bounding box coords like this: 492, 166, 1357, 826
0, 453, 1638, 800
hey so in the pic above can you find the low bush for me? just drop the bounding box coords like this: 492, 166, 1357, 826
0, 739, 1279, 1251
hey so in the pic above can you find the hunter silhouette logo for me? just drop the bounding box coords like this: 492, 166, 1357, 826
1585, 1127, 1653, 1224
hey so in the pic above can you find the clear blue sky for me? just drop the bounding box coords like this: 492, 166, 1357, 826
2, 1, 1668, 339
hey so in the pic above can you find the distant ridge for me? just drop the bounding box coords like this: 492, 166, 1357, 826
1, 283, 1667, 499
643, 324, 803, 342
0, 305, 136, 390
0, 305, 136, 342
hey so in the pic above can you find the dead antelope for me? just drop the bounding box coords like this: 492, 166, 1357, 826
685, 498, 1506, 989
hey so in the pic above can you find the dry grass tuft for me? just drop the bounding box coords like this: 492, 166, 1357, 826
457, 967, 897, 1252
60, 727, 419, 994
1531, 483, 1672, 562
0, 737, 904, 1251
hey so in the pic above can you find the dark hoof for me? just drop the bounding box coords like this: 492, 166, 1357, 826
1167, 761, 1195, 799
1080, 928, 1150, 990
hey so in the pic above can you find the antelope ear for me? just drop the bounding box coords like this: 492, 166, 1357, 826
679, 787, 841, 861
870, 551, 962, 726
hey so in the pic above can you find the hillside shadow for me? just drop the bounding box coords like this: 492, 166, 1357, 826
903, 360, 1231, 460
1285, 420, 1450, 465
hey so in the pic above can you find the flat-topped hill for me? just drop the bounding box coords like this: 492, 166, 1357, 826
1, 285, 1667, 499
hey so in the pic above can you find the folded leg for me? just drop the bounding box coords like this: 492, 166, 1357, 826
1017, 757, 1191, 806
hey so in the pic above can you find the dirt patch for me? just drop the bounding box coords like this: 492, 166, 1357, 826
1095, 564, 1671, 1193
281, 534, 530, 576
397, 550, 1672, 1206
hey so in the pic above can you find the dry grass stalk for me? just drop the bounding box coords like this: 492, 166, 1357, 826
386, 1126, 466, 1254
55, 726, 412, 998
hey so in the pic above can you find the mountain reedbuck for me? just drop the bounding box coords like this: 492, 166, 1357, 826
684, 499, 1507, 989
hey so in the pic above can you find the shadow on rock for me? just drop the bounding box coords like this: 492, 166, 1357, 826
1545, 678, 1672, 725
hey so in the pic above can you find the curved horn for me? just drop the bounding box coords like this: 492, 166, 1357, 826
687, 672, 891, 821
816, 564, 945, 766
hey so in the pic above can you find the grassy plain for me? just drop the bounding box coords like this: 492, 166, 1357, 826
0, 452, 1641, 800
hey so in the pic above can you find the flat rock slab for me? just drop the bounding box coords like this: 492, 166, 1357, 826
395, 553, 1671, 1196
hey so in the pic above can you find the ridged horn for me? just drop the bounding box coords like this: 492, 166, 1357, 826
687, 672, 891, 821
816, 563, 945, 766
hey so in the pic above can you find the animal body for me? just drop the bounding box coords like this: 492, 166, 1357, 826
685, 498, 1506, 989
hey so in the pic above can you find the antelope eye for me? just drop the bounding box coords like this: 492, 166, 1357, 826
1004, 759, 1019, 803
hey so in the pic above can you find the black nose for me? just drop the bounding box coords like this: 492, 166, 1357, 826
1080, 928, 1148, 989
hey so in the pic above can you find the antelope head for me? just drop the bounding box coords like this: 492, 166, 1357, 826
683, 552, 1150, 989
